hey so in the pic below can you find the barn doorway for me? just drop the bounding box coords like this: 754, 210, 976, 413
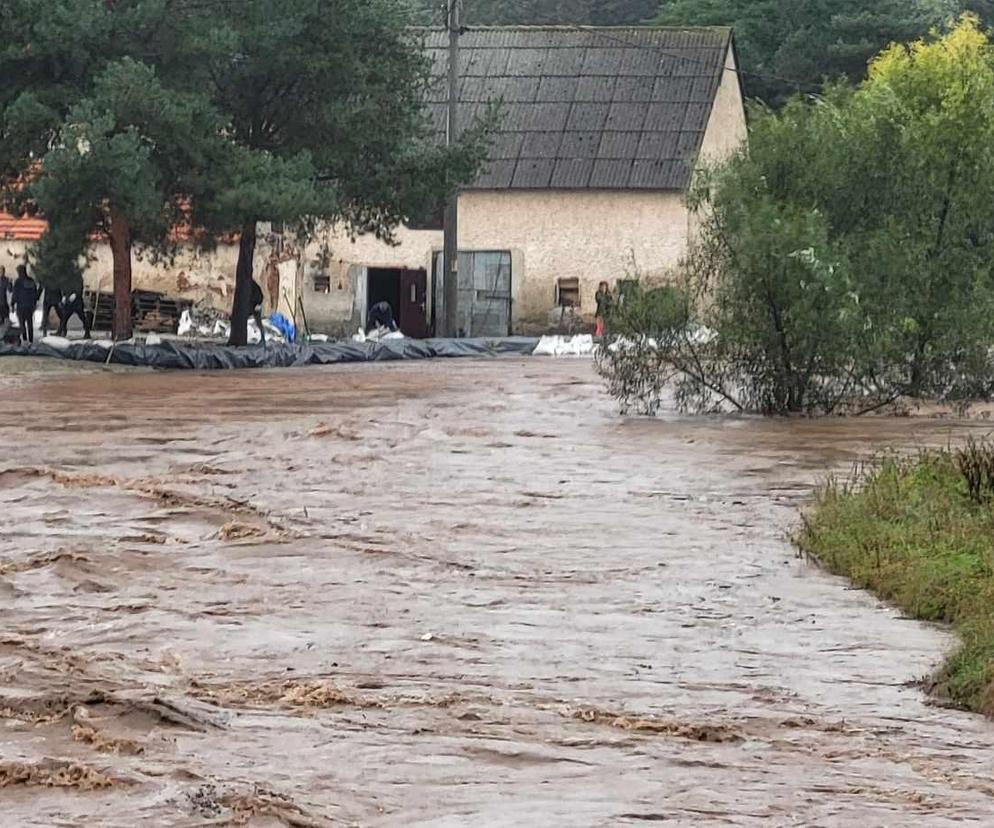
366, 268, 428, 338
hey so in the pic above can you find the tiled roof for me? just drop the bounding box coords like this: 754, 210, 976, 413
425, 27, 734, 191
0, 211, 46, 242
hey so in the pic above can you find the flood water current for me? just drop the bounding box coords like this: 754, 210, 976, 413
1, 357, 993, 826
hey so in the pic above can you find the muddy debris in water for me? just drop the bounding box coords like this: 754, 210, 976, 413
192, 679, 385, 711
216, 522, 269, 542
0, 549, 90, 575
0, 690, 107, 725
183, 462, 236, 476
8, 466, 270, 520
70, 706, 145, 755
192, 678, 485, 715
0, 759, 119, 790
308, 421, 360, 440
186, 782, 330, 827
570, 707, 745, 743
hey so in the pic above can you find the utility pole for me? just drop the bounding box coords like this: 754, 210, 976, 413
442, 0, 461, 338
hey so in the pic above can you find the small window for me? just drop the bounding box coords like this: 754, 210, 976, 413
313, 273, 331, 293
557, 277, 580, 308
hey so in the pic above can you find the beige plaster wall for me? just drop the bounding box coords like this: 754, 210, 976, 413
285, 190, 690, 334
698, 45, 748, 165
0, 238, 240, 310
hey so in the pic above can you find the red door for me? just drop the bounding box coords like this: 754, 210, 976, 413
399, 269, 428, 338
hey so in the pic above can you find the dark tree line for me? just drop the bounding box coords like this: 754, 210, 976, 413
420, 1, 994, 107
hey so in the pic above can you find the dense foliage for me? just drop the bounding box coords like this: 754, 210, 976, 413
416, 0, 658, 25
598, 17, 994, 415
0, 0, 489, 341
656, 0, 958, 105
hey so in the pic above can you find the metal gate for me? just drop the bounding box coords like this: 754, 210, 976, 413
433, 250, 512, 337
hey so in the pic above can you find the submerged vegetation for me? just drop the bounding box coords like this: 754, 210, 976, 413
599, 17, 994, 416
797, 440, 994, 715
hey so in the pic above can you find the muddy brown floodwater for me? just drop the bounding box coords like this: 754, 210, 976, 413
1, 358, 994, 826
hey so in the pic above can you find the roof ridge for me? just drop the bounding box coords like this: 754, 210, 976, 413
417, 25, 733, 34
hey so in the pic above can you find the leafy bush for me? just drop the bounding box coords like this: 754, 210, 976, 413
598, 17, 994, 416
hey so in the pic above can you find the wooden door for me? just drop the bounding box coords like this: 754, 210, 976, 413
398, 269, 428, 338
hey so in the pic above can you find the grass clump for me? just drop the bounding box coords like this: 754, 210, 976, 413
796, 442, 994, 715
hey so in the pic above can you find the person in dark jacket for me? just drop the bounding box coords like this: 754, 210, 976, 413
0, 266, 10, 323
13, 264, 39, 343
57, 275, 91, 338
42, 285, 63, 336
250, 278, 266, 345
366, 300, 398, 334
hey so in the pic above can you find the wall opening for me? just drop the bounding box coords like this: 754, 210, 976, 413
365, 267, 428, 338
556, 277, 580, 309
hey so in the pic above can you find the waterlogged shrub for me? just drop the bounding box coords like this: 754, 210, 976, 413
599, 18, 994, 416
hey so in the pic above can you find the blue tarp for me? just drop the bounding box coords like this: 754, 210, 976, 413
0, 337, 541, 370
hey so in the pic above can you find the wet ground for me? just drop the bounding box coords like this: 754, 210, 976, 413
1, 357, 993, 826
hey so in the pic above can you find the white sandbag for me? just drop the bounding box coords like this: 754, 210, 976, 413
533, 334, 595, 357
40, 335, 71, 350
178, 309, 194, 337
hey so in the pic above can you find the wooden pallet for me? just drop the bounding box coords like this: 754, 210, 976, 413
84, 289, 193, 333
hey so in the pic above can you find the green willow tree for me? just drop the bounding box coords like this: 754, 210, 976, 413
599, 16, 994, 415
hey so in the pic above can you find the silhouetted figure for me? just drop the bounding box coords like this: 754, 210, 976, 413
250, 278, 266, 345
13, 265, 39, 343
58, 276, 91, 338
42, 286, 62, 336
366, 301, 397, 333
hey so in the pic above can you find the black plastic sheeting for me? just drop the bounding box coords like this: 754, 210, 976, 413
0, 337, 541, 370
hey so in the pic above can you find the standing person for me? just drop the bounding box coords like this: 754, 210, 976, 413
0, 266, 10, 326
13, 264, 39, 343
41, 284, 63, 336
250, 277, 266, 345
57, 274, 92, 339
594, 280, 613, 337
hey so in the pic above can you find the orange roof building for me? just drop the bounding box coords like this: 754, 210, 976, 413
0, 211, 46, 242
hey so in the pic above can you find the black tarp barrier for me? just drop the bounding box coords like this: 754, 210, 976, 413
0, 337, 541, 370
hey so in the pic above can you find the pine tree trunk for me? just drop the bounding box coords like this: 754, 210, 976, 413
108, 208, 133, 341
228, 221, 257, 347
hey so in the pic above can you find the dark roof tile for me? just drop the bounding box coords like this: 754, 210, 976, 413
558, 131, 602, 159
424, 26, 734, 191
512, 158, 555, 188
551, 158, 595, 188
476, 159, 517, 189
536, 76, 578, 102
575, 76, 616, 102
606, 102, 648, 131
598, 131, 641, 160
637, 132, 680, 159
565, 102, 610, 131
521, 131, 563, 158
590, 158, 634, 188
